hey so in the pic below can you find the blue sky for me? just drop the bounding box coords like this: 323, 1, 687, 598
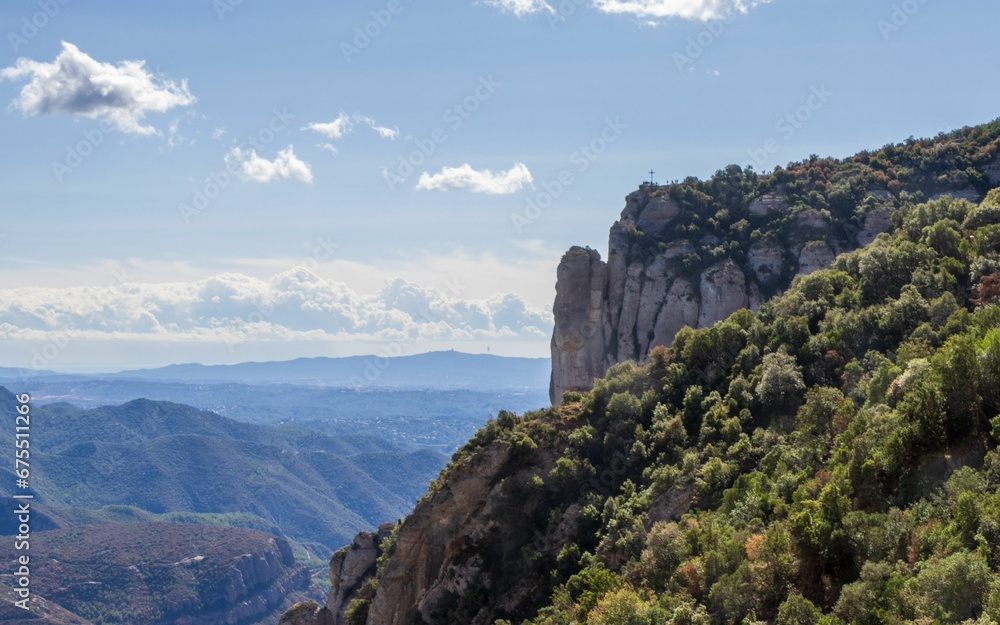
0, 0, 998, 371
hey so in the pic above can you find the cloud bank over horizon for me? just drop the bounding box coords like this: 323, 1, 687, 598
0, 269, 553, 354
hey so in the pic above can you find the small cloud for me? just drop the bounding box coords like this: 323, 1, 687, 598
362, 118, 400, 140
318, 143, 338, 154
305, 113, 398, 147
305, 112, 353, 140
212, 127, 226, 140
593, 0, 771, 20
0, 41, 195, 135
710, 69, 721, 76
417, 163, 533, 195
483, 0, 555, 16
224, 145, 313, 183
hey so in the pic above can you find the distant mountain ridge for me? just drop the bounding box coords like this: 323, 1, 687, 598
34, 351, 550, 389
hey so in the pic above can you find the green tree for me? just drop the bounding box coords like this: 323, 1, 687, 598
756, 352, 806, 409
586, 586, 653, 625
775, 592, 823, 625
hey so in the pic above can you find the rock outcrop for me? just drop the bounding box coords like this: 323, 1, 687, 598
987, 153, 1000, 186
364, 444, 519, 625
857, 207, 893, 246
327, 523, 395, 622
278, 602, 336, 625
797, 241, 836, 276
550, 248, 611, 403
548, 186, 859, 404
547, 168, 1000, 402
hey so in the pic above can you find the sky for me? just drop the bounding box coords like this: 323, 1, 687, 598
0, 0, 998, 371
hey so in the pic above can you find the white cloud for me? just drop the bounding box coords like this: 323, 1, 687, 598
362, 118, 400, 140
416, 163, 533, 194
484, 0, 555, 16
305, 113, 399, 146
592, 0, 771, 20
224, 145, 313, 183
0, 41, 195, 135
306, 112, 354, 140
0, 269, 552, 346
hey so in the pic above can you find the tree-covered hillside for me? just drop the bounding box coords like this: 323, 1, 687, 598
341, 183, 1000, 624
627, 118, 1000, 297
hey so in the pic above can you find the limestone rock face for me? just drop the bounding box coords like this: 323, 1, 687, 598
748, 240, 784, 283
549, 189, 761, 404
636, 197, 681, 233
364, 445, 511, 625
931, 188, 982, 202
857, 208, 893, 247
987, 153, 1000, 186
327, 525, 393, 622
796, 209, 831, 232
547, 181, 906, 404
748, 192, 788, 217
868, 189, 894, 201
549, 247, 609, 405
651, 279, 699, 349
797, 241, 836, 276
184, 536, 311, 625
279, 603, 336, 625
635, 256, 675, 357
698, 260, 749, 328
662, 240, 695, 260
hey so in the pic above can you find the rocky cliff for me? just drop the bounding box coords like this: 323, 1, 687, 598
0, 522, 314, 625
279, 432, 565, 625
278, 118, 1000, 625
548, 127, 1000, 404
549, 183, 878, 403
